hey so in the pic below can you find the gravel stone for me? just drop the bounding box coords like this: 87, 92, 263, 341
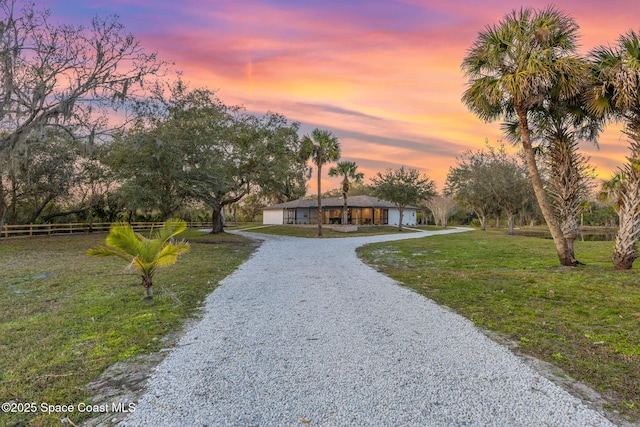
120, 228, 616, 427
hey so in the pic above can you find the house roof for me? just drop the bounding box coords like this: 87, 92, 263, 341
263, 195, 417, 210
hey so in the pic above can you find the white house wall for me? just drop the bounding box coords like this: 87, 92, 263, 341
388, 208, 417, 226
263, 210, 283, 225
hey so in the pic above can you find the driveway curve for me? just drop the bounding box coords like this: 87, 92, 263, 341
121, 228, 615, 427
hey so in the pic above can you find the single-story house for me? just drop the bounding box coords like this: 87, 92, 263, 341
262, 195, 418, 226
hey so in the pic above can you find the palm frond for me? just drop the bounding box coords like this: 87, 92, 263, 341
104, 223, 143, 258
155, 218, 188, 243
87, 246, 132, 263
155, 242, 191, 267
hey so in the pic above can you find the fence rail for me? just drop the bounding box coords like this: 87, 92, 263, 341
0, 221, 214, 239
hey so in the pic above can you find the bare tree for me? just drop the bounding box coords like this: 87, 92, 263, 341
0, 0, 164, 228
423, 196, 457, 228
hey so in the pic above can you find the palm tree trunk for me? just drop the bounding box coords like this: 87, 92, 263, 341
342, 192, 348, 225
613, 180, 640, 269
142, 276, 153, 300
561, 217, 579, 263
518, 110, 575, 266
317, 164, 323, 237
342, 177, 350, 225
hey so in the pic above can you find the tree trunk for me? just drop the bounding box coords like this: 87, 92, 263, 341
0, 185, 7, 237
211, 204, 225, 234
398, 207, 404, 231
561, 217, 579, 263
507, 213, 515, 235
10, 176, 17, 224
142, 276, 153, 300
517, 109, 575, 266
28, 194, 56, 224
613, 184, 640, 269
233, 206, 238, 228
342, 192, 348, 225
342, 178, 350, 225
317, 164, 323, 236
474, 209, 487, 231
40, 205, 91, 223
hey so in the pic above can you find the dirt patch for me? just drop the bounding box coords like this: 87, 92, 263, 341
80, 319, 198, 426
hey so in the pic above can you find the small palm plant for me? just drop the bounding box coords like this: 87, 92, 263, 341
88, 219, 190, 300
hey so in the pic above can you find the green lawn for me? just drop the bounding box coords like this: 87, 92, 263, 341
0, 230, 258, 427
357, 229, 640, 423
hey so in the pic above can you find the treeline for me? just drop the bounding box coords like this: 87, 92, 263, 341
0, 1, 309, 233
444, 142, 618, 230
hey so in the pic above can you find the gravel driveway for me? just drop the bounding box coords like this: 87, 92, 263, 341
121, 228, 616, 427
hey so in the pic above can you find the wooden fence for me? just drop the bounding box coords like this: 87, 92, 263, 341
0, 221, 214, 239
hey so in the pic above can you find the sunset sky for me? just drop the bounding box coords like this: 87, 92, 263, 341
41, 0, 640, 194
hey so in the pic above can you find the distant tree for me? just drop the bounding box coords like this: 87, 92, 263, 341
446, 146, 504, 229
587, 29, 640, 269
486, 148, 533, 235
462, 6, 584, 266
423, 196, 457, 228
0, 0, 164, 230
1, 129, 115, 225
302, 128, 341, 236
447, 144, 532, 235
2, 132, 76, 224
446, 147, 498, 230
88, 219, 190, 300
370, 166, 436, 231
105, 127, 192, 220
328, 161, 364, 225
238, 194, 265, 222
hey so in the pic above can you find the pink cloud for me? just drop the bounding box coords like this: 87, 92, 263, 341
39, 0, 640, 195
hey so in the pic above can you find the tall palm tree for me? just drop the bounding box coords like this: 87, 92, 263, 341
328, 161, 364, 225
88, 219, 190, 300
503, 85, 600, 261
302, 128, 341, 236
587, 29, 640, 269
462, 6, 585, 266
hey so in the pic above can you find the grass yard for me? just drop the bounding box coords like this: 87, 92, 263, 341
357, 229, 640, 423
0, 229, 258, 427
